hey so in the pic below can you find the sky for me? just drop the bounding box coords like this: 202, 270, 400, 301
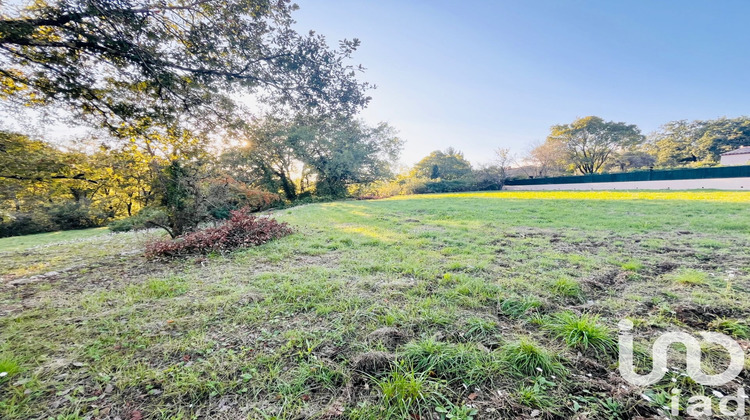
292, 0, 750, 165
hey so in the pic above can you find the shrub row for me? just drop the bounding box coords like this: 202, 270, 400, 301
1, 200, 110, 238
108, 208, 168, 232
352, 175, 503, 199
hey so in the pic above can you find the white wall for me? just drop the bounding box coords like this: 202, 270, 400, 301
720, 154, 750, 166
505, 177, 750, 191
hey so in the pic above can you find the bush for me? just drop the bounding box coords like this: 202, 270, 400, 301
353, 172, 503, 199
0, 211, 56, 237
108, 208, 168, 232
421, 178, 480, 193
206, 178, 282, 219
145, 208, 292, 258
1, 200, 110, 238
46, 199, 107, 230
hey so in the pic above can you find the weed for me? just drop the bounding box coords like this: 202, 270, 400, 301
375, 365, 443, 417
667, 269, 707, 285
435, 403, 479, 420
464, 316, 498, 341
517, 376, 557, 409
551, 277, 582, 300
708, 318, 750, 339
0, 356, 20, 384
402, 338, 502, 386
620, 260, 644, 272
545, 311, 616, 354
599, 397, 624, 419
126, 276, 188, 300
498, 296, 541, 318
502, 338, 565, 376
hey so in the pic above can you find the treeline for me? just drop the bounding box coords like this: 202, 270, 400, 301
0, 117, 402, 238
6, 114, 745, 238
354, 148, 511, 198
523, 115, 750, 178
357, 115, 750, 199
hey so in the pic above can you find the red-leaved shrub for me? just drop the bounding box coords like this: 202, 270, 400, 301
145, 208, 292, 258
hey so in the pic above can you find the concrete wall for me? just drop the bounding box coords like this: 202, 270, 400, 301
721, 154, 750, 166
504, 177, 750, 191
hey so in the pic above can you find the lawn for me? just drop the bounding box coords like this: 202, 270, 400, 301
0, 227, 111, 253
1, 191, 750, 419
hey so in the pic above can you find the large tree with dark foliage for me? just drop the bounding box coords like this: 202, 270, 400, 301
0, 0, 370, 137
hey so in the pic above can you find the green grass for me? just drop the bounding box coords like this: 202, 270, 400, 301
0, 356, 20, 384
516, 377, 557, 410
127, 276, 189, 300
551, 277, 583, 300
374, 366, 443, 418
502, 338, 565, 376
498, 296, 542, 318
545, 311, 616, 354
401, 338, 502, 386
2, 190, 750, 419
708, 318, 750, 339
620, 259, 644, 272
463, 316, 498, 341
0, 227, 109, 252
667, 268, 708, 285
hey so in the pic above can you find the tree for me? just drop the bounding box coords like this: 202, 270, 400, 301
222, 117, 306, 200
223, 117, 402, 199
288, 119, 403, 197
606, 150, 656, 172
0, 0, 370, 138
494, 147, 515, 185
149, 160, 206, 238
699, 117, 750, 160
0, 131, 94, 184
525, 139, 568, 178
412, 148, 472, 180
646, 120, 705, 166
648, 117, 750, 166
0, 131, 122, 236
548, 116, 644, 174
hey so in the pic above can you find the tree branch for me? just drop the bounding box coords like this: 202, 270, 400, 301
0, 173, 99, 183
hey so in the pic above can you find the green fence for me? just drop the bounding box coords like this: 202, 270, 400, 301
505, 165, 750, 186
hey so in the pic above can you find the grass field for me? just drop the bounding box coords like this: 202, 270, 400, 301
1, 191, 750, 419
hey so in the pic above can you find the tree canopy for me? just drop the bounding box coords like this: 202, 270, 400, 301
223, 117, 402, 199
647, 117, 750, 166
0, 1, 388, 237
412, 148, 472, 180
547, 116, 644, 174
0, 0, 370, 137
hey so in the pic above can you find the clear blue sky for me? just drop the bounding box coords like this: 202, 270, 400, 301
293, 0, 750, 165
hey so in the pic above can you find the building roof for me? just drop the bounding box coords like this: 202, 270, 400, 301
721, 146, 750, 156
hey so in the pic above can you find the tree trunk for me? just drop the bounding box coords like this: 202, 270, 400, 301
278, 173, 297, 200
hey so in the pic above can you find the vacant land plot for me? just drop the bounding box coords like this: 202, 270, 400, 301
2, 191, 750, 419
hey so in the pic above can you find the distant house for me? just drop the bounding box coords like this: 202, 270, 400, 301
720, 146, 750, 166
